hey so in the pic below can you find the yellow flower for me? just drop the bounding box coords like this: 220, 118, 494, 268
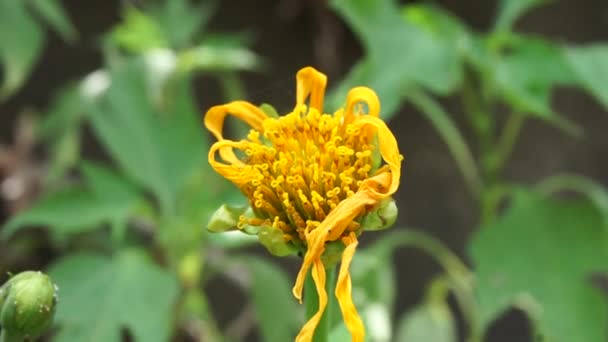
204, 67, 403, 341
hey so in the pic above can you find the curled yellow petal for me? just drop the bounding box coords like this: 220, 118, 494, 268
344, 86, 380, 124
292, 113, 402, 304
336, 233, 364, 342
204, 101, 267, 165
296, 67, 327, 111
292, 173, 390, 302
295, 259, 327, 342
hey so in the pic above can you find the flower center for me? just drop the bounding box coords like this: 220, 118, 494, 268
237, 104, 375, 242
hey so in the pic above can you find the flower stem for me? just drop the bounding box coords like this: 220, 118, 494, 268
304, 266, 336, 342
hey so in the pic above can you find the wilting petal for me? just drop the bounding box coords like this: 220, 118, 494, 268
296, 67, 327, 112
336, 233, 364, 342
295, 259, 327, 342
204, 101, 267, 164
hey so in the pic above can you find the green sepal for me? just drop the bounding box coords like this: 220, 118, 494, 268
207, 204, 250, 233
259, 103, 279, 118
258, 225, 298, 257
320, 240, 347, 268
360, 198, 398, 231
0, 271, 57, 340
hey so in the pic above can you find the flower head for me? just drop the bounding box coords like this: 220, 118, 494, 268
205, 67, 402, 341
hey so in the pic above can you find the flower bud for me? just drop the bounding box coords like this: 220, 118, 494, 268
0, 271, 57, 340
360, 198, 398, 231
207, 204, 249, 233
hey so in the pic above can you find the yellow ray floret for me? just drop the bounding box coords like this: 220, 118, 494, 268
205, 66, 403, 342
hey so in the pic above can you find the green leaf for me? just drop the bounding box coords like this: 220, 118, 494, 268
243, 256, 300, 342
329, 0, 467, 118
38, 85, 87, 182
536, 173, 608, 228
564, 44, 608, 109
492, 36, 576, 118
0, 1, 43, 99
150, 0, 214, 48
27, 0, 76, 41
395, 279, 456, 342
495, 0, 553, 32
178, 42, 260, 73
49, 250, 179, 342
470, 190, 608, 341
110, 7, 167, 53
2, 163, 140, 238
88, 60, 205, 213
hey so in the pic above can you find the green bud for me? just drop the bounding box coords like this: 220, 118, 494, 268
360, 198, 398, 231
207, 204, 250, 233
0, 271, 57, 341
258, 225, 297, 257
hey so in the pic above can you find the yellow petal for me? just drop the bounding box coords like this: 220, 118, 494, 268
344, 87, 380, 125
295, 259, 327, 342
336, 233, 364, 342
296, 67, 327, 112
354, 115, 402, 197
293, 113, 402, 303
204, 101, 267, 165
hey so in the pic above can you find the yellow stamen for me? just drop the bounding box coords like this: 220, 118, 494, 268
204, 66, 403, 342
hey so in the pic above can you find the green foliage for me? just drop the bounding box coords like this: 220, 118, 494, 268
0, 0, 74, 99
3, 0, 608, 341
329, 0, 465, 116
3, 163, 139, 238
564, 44, 608, 109
470, 191, 608, 341
49, 250, 179, 342
88, 61, 204, 214
244, 257, 300, 342
395, 279, 456, 342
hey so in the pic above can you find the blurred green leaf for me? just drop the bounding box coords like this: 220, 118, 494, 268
243, 256, 300, 342
150, 0, 215, 48
493, 36, 576, 118
39, 85, 86, 182
536, 173, 608, 228
49, 250, 179, 342
111, 7, 167, 53
395, 278, 456, 342
88, 60, 204, 214
406, 89, 481, 196
329, 0, 467, 117
27, 0, 76, 41
495, 0, 553, 32
564, 44, 608, 109
2, 163, 140, 238
178, 41, 260, 72
470, 190, 608, 341
0, 1, 42, 99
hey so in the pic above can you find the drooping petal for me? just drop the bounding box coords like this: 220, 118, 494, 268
204, 101, 268, 164
344, 86, 380, 122
292, 112, 402, 303
354, 115, 402, 197
292, 173, 390, 302
295, 259, 327, 342
336, 233, 364, 342
296, 67, 327, 112
208, 140, 252, 186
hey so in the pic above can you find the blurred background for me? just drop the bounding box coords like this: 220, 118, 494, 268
1, 0, 608, 341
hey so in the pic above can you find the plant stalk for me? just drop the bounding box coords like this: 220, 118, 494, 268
304, 266, 336, 342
